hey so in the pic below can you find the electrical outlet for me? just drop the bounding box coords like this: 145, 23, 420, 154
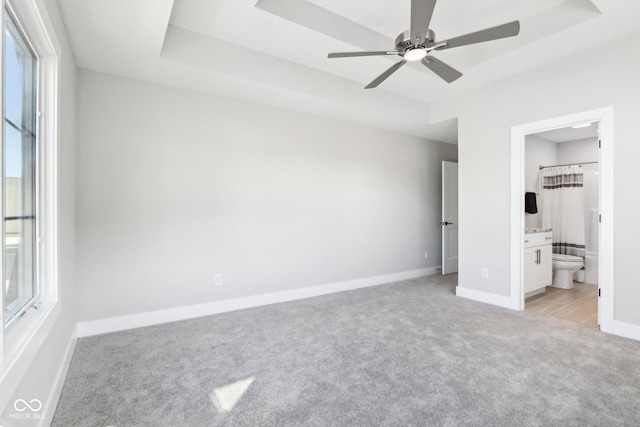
424, 251, 429, 260
481, 268, 489, 279
214, 274, 223, 286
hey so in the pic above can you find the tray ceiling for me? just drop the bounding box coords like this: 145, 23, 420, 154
59, 0, 640, 142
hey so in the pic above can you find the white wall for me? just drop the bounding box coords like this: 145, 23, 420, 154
557, 137, 599, 164
75, 70, 457, 322
0, 0, 77, 425
430, 30, 640, 326
524, 135, 557, 228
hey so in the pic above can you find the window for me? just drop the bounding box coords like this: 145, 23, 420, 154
3, 6, 38, 327
0, 0, 58, 384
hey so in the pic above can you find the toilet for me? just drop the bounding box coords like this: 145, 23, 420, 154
551, 254, 584, 289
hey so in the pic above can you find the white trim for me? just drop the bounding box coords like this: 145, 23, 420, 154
455, 286, 518, 310
78, 267, 441, 337
37, 332, 77, 427
597, 109, 615, 334
611, 320, 640, 342
510, 107, 614, 333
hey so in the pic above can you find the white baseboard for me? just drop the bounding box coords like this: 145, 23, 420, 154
78, 267, 441, 337
39, 331, 77, 427
610, 320, 640, 342
455, 285, 518, 310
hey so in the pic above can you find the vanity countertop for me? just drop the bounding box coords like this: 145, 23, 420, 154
525, 228, 552, 234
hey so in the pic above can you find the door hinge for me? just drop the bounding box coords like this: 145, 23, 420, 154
598, 288, 601, 297
599, 214, 602, 223
599, 140, 601, 149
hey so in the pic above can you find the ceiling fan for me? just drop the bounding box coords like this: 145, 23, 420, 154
327, 0, 520, 89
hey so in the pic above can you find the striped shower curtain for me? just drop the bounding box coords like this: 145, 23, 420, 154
540, 165, 586, 259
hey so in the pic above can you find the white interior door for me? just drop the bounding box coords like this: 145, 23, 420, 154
442, 161, 459, 275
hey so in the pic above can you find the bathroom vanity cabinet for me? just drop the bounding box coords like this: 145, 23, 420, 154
524, 231, 552, 293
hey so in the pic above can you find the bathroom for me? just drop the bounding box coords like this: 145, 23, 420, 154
523, 122, 600, 325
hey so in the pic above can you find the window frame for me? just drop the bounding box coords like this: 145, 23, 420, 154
0, 0, 59, 389
2, 4, 40, 329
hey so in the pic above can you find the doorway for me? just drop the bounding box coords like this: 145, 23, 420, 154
522, 124, 600, 326
510, 107, 614, 334
441, 161, 458, 275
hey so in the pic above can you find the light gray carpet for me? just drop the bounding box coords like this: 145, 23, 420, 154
53, 275, 640, 426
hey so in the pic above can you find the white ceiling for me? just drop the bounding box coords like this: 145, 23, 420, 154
58, 0, 640, 144
534, 122, 599, 143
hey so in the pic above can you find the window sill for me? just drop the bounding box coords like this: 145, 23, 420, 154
0, 299, 60, 407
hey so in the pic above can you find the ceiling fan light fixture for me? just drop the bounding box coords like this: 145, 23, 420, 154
403, 48, 427, 62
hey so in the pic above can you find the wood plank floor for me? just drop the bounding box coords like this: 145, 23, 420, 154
525, 282, 598, 327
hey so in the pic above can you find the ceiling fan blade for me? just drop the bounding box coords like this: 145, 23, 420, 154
437, 20, 520, 50
328, 51, 398, 58
410, 0, 437, 45
421, 56, 462, 83
365, 60, 407, 89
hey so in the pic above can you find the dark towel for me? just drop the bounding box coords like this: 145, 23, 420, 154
525, 192, 538, 214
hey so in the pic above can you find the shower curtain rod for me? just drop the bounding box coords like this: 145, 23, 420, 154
539, 161, 598, 170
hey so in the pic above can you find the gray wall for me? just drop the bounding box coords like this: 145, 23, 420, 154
524, 135, 557, 229
557, 138, 599, 164
430, 30, 640, 325
75, 70, 457, 322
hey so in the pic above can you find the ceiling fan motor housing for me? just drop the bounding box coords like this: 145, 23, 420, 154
395, 29, 436, 53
